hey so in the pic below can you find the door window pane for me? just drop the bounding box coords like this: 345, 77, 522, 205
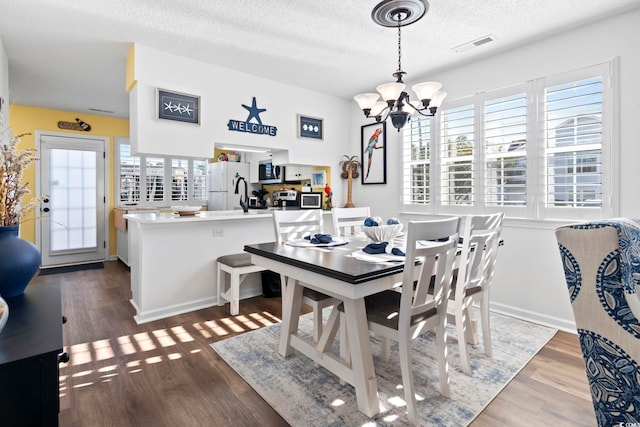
48, 148, 98, 252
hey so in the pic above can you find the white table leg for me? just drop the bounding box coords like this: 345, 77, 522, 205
342, 298, 380, 418
279, 277, 303, 357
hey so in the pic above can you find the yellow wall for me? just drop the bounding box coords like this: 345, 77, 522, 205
9, 105, 129, 257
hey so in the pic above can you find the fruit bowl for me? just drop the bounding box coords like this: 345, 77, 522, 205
363, 224, 403, 242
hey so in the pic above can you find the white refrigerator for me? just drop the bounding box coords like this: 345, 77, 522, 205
207, 161, 254, 211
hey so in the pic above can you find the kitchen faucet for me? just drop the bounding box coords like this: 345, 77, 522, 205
234, 176, 249, 213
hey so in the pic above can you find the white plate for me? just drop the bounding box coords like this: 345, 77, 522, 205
170, 205, 202, 213
285, 238, 349, 248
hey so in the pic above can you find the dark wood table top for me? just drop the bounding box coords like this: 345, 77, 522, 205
244, 238, 405, 284
0, 283, 63, 365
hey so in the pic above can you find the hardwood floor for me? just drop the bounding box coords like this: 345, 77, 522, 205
31, 261, 595, 426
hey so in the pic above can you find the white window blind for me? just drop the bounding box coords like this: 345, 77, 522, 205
440, 104, 474, 206
171, 159, 189, 201
402, 117, 431, 204
484, 93, 527, 206
193, 160, 207, 200
119, 144, 141, 203
544, 76, 603, 208
145, 158, 164, 202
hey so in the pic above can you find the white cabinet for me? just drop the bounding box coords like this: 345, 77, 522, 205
114, 207, 158, 266
285, 165, 312, 181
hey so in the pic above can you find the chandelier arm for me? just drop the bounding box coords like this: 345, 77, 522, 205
413, 107, 437, 118
375, 105, 393, 123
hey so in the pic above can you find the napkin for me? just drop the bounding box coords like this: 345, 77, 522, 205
363, 242, 405, 256
304, 233, 333, 244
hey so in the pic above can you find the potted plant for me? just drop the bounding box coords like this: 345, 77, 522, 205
0, 130, 42, 298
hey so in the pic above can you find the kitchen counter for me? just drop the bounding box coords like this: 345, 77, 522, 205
125, 209, 276, 323
124, 209, 273, 224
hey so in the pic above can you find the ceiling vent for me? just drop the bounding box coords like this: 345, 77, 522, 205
453, 34, 497, 53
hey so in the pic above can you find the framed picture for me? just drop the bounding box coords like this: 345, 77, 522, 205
157, 88, 200, 125
311, 170, 326, 188
361, 122, 386, 185
298, 114, 323, 140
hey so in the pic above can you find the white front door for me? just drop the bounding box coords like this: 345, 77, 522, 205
38, 133, 107, 267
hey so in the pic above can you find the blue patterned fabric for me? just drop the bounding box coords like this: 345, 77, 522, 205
579, 330, 640, 426
567, 218, 640, 295
558, 244, 582, 303
556, 219, 640, 426
563, 219, 640, 338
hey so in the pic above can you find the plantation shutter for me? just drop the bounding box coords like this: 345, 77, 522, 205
440, 104, 474, 206
145, 158, 165, 201
193, 160, 207, 201
119, 144, 141, 203
171, 159, 189, 201
484, 93, 527, 206
544, 76, 603, 208
402, 117, 431, 204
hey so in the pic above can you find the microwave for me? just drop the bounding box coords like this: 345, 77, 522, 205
258, 159, 284, 184
299, 192, 323, 209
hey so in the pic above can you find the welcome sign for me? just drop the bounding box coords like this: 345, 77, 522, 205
227, 97, 278, 136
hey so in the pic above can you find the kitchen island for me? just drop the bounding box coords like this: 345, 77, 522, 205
124, 210, 276, 323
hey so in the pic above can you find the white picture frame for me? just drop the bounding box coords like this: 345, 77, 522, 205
311, 170, 326, 188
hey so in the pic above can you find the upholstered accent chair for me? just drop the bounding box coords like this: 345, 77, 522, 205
555, 218, 640, 426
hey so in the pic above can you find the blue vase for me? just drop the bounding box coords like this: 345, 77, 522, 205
0, 226, 41, 298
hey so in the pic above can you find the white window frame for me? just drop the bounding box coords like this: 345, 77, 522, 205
401, 61, 618, 221
114, 138, 208, 207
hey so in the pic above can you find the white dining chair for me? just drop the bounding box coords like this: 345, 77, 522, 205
449, 212, 504, 374
352, 217, 460, 425
331, 206, 370, 236
272, 209, 340, 342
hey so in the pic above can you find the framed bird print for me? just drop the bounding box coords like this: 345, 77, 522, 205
361, 122, 386, 185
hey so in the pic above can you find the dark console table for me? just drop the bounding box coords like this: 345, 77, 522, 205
0, 283, 65, 426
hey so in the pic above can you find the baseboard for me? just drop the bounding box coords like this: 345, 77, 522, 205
131, 297, 217, 324
490, 301, 577, 334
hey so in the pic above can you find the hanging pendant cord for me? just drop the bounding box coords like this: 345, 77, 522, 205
397, 15, 402, 73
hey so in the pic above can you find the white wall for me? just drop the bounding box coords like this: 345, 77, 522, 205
0, 37, 8, 132
129, 45, 351, 201
350, 9, 640, 331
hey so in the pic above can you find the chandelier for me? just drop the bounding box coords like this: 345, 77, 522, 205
354, 0, 447, 131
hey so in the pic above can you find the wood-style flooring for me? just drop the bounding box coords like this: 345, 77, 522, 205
30, 261, 595, 426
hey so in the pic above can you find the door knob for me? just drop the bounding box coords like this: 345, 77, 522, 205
43, 207, 50, 212
43, 198, 49, 203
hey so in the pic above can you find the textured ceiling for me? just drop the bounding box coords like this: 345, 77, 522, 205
1, 0, 639, 118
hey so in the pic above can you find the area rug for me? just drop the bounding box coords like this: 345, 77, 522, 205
211, 310, 556, 426
38, 262, 104, 276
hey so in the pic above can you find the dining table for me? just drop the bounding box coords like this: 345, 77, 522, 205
244, 234, 408, 418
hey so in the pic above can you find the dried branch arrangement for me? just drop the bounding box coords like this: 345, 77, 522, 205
0, 131, 40, 226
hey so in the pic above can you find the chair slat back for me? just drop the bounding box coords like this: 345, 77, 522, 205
272, 209, 324, 243
331, 207, 371, 236
456, 213, 504, 298
401, 217, 460, 333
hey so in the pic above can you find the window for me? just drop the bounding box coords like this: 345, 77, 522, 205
115, 140, 207, 206
402, 62, 614, 220
440, 104, 474, 206
119, 144, 141, 203
402, 118, 431, 204
484, 93, 527, 207
544, 77, 603, 208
